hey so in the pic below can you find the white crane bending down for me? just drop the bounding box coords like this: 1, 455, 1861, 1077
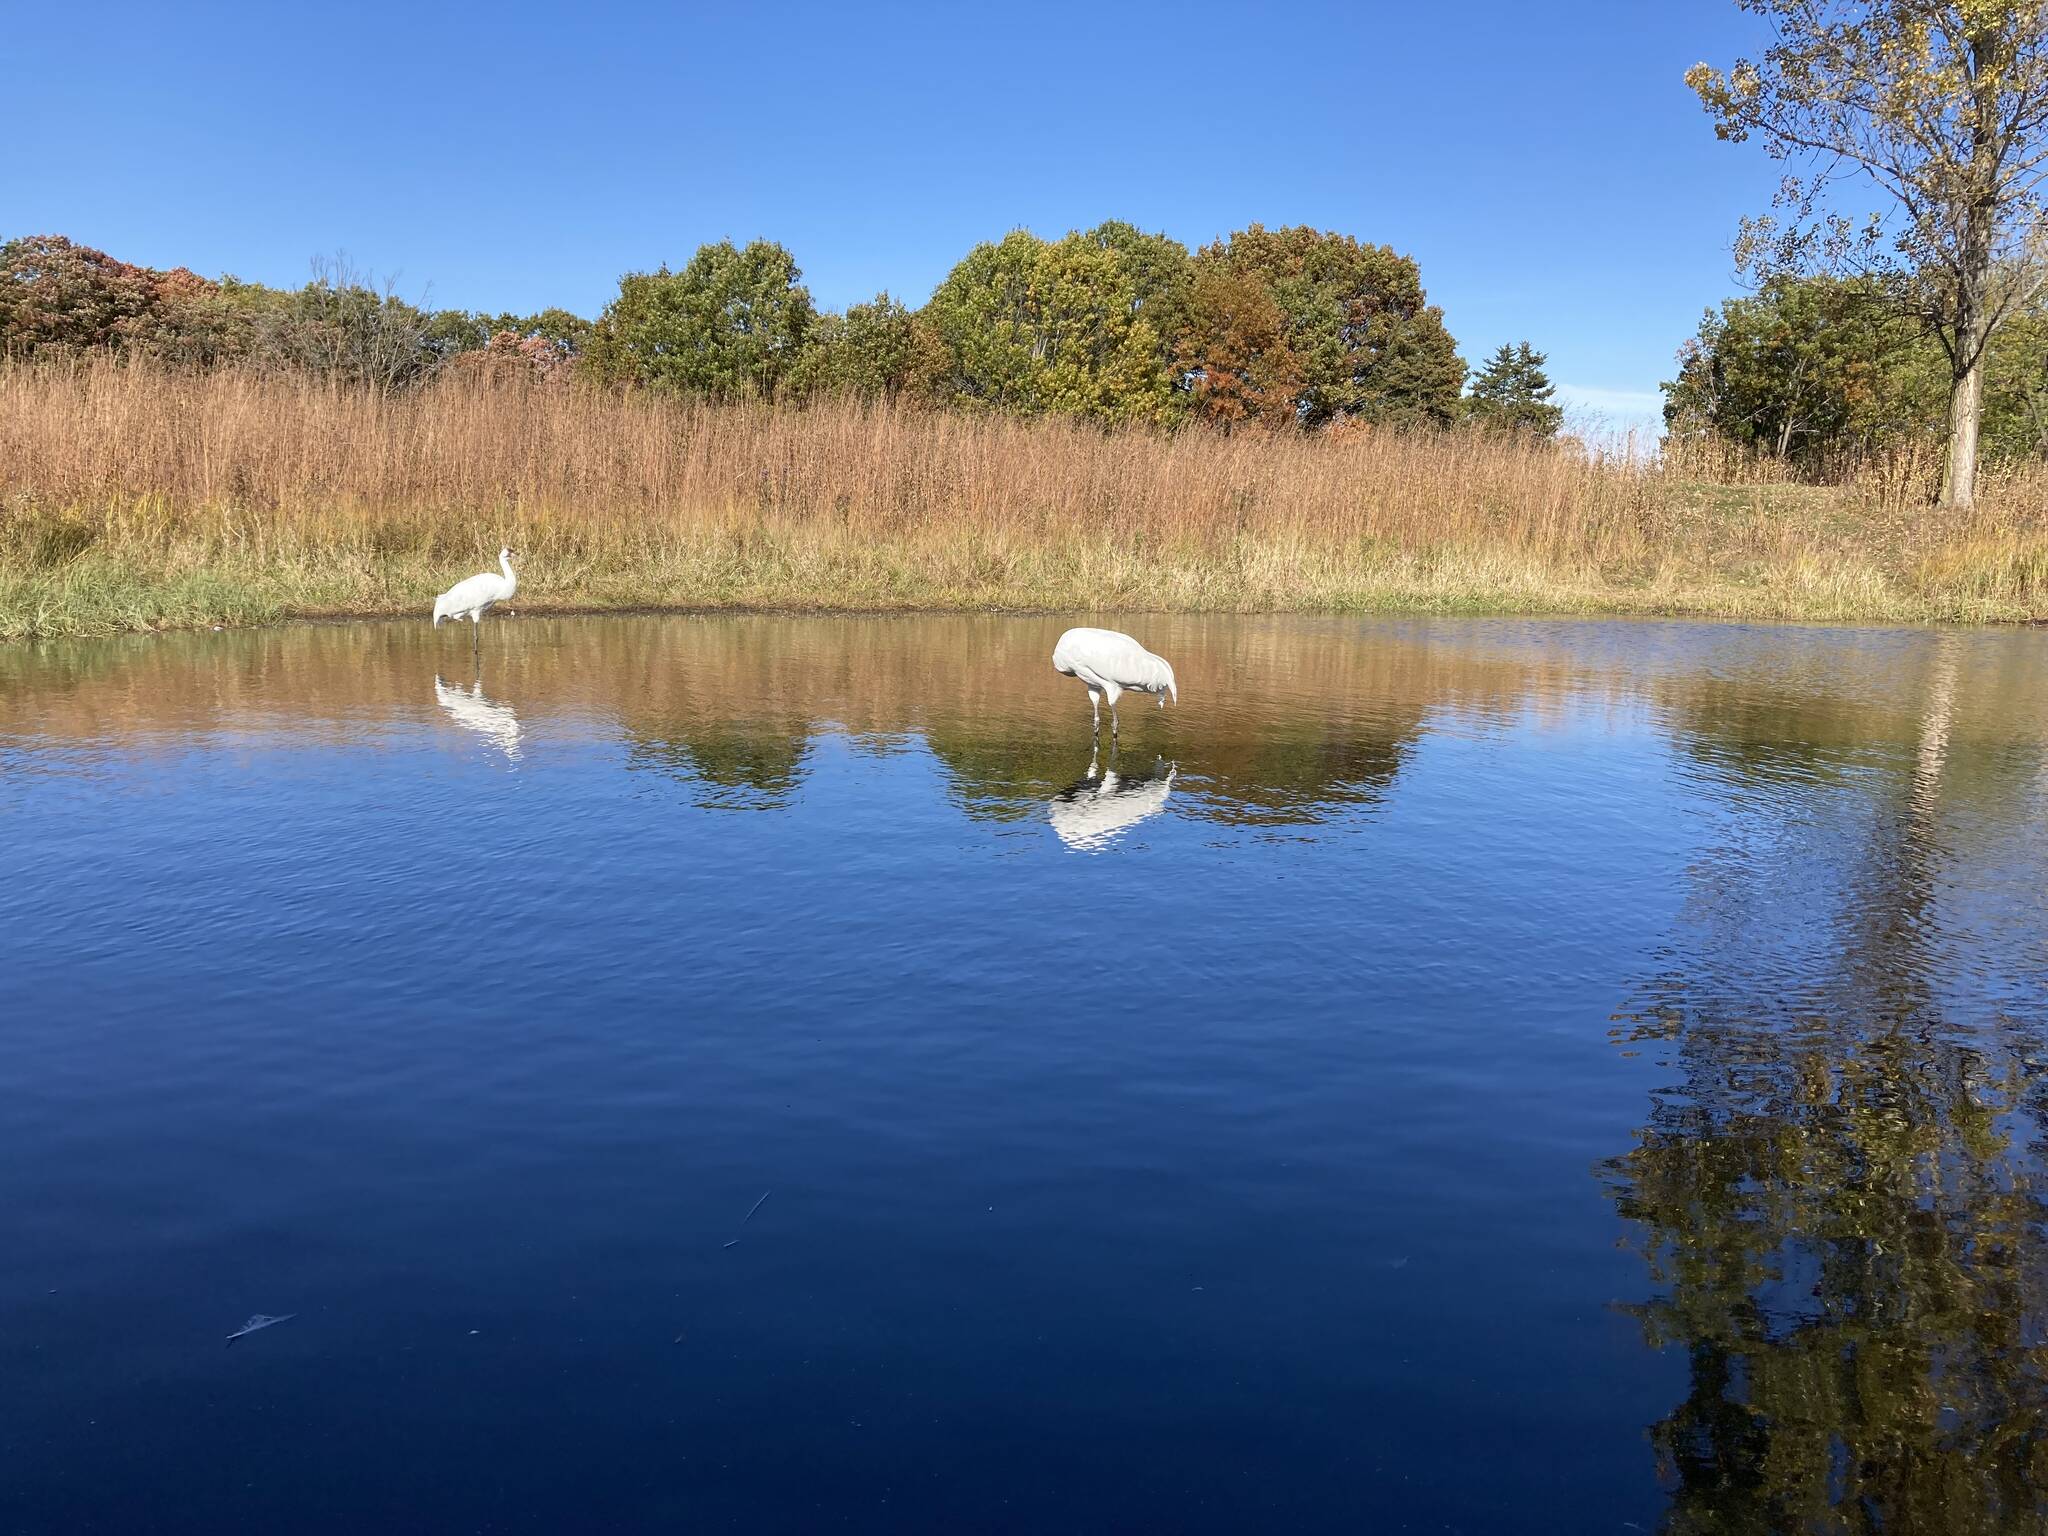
433, 547, 518, 654
1051, 627, 1177, 739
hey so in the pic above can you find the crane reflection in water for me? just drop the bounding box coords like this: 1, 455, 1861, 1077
1046, 750, 1176, 852
16, 614, 2048, 1530
433, 673, 523, 764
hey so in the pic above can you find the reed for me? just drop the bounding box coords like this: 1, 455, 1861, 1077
4, 355, 2047, 640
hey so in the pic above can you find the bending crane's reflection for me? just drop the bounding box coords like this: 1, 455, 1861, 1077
1047, 750, 1176, 851
433, 674, 523, 763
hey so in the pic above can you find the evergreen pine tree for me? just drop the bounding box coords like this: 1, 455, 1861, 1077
1465, 341, 1564, 437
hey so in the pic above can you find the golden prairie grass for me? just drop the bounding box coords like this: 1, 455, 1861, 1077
3, 355, 2048, 640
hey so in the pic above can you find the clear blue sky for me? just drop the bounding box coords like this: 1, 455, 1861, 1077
8, 1, 1784, 433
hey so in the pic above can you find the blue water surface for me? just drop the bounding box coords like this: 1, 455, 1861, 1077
3, 614, 2045, 1533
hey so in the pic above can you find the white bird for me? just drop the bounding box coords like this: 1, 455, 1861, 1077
1051, 626, 1177, 739
1048, 752, 1177, 851
433, 546, 519, 654
434, 675, 523, 763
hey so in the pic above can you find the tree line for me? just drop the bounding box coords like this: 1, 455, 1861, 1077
1664, 271, 2048, 476
0, 229, 1564, 438
17, 4, 2048, 505
1684, 3, 2048, 506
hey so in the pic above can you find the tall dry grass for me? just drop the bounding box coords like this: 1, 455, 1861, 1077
3, 355, 2048, 638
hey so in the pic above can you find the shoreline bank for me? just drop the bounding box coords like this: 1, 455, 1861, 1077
5, 548, 2044, 642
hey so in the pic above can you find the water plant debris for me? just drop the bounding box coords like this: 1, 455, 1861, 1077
722, 1189, 773, 1250
225, 1313, 295, 1345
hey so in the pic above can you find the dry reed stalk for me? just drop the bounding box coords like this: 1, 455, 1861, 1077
2, 355, 2048, 638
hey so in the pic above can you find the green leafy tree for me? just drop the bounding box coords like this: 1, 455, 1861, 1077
1031, 229, 1178, 423
422, 308, 494, 356
1689, 2, 2048, 507
427, 306, 592, 372
1464, 342, 1564, 437
154, 274, 285, 367
785, 292, 947, 403
1195, 225, 1464, 427
445, 330, 581, 384
1980, 300, 2048, 456
511, 307, 592, 356
1664, 271, 2048, 472
1663, 276, 1949, 473
923, 230, 1042, 411
922, 224, 1186, 425
582, 240, 815, 399
1083, 219, 1194, 368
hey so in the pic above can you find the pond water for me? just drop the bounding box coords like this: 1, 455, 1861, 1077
4, 613, 2047, 1532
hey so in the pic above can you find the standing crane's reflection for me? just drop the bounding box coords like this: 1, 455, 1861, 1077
433, 674, 523, 763
1047, 749, 1176, 851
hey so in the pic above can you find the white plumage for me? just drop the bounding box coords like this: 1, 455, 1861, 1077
433, 547, 518, 652
1051, 626, 1177, 738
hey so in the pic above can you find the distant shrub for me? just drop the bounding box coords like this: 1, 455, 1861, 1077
582, 240, 815, 399
446, 329, 576, 385
0, 234, 220, 358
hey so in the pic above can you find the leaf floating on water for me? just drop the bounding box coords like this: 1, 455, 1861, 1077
225, 1313, 296, 1345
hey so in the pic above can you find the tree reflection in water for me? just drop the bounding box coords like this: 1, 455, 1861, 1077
13, 613, 2048, 1525
1604, 635, 2048, 1533
625, 723, 813, 810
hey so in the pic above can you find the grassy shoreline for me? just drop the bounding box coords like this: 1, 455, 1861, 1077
10, 539, 2046, 642
6, 360, 2048, 640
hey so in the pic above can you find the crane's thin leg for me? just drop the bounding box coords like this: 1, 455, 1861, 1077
472, 614, 481, 660
1111, 701, 1119, 741
1090, 691, 1101, 735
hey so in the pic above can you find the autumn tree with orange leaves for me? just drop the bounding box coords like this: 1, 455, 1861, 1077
1175, 263, 1304, 431
0, 235, 219, 357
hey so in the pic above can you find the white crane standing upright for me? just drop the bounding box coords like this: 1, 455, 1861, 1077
432, 547, 518, 655
1052, 626, 1177, 739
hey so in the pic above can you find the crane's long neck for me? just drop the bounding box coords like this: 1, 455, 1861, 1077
500, 552, 517, 593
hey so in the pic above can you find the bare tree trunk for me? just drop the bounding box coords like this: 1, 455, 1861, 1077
1941, 261, 1989, 509
1942, 349, 1984, 508
1941, 25, 2009, 512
